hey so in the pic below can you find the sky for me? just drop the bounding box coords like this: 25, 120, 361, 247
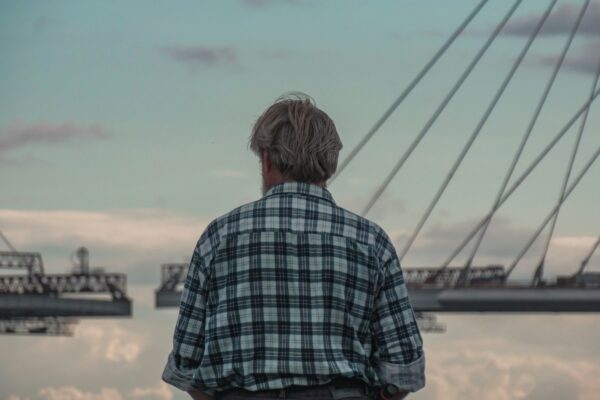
1, 0, 600, 399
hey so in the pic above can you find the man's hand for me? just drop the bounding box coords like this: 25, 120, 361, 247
379, 386, 409, 400
389, 390, 409, 400
188, 390, 214, 400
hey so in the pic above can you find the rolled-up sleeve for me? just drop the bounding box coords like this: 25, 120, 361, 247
162, 240, 212, 394
370, 253, 425, 392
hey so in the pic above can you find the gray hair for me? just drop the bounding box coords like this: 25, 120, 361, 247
249, 93, 343, 183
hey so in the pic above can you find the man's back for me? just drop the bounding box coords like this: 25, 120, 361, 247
165, 182, 424, 395
163, 94, 424, 399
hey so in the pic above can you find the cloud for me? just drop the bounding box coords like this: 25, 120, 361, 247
285, 186, 595, 279
337, 189, 407, 220
7, 315, 599, 400
388, 216, 597, 279
76, 323, 144, 363
162, 46, 238, 68
2, 211, 600, 400
9, 383, 172, 400
536, 41, 600, 74
0, 209, 206, 254
409, 216, 541, 261
0, 121, 110, 154
29, 321, 144, 364
12, 383, 172, 400
0, 294, 178, 398
417, 342, 600, 400
1, 205, 595, 285
129, 383, 173, 400
0, 208, 209, 284
38, 387, 123, 400
503, 3, 600, 37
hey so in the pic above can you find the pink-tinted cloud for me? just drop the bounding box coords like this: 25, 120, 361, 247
0, 121, 110, 153
385, 216, 598, 279
162, 46, 238, 67
76, 323, 144, 364
504, 3, 600, 36
326, 188, 597, 277
38, 386, 123, 400
10, 384, 173, 400
420, 339, 600, 400
0, 208, 207, 283
537, 41, 600, 74
129, 383, 173, 400
0, 209, 206, 254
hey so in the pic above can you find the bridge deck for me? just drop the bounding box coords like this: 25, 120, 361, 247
408, 287, 600, 312
0, 294, 132, 318
156, 287, 600, 312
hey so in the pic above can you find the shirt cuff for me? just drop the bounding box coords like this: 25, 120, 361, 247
376, 353, 425, 392
161, 352, 216, 396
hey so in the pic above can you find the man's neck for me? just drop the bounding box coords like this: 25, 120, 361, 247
263, 179, 326, 195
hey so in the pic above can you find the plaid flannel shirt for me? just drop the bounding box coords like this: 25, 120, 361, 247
162, 182, 425, 395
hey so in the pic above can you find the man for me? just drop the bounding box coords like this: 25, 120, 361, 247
162, 94, 425, 400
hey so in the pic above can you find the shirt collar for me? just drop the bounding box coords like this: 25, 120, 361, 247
263, 181, 336, 205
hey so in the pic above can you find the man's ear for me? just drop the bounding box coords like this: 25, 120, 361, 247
261, 151, 272, 173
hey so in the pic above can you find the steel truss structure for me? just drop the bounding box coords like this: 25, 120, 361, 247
0, 248, 132, 336
0, 317, 77, 336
